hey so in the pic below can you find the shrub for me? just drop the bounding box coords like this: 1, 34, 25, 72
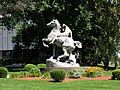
69, 68, 83, 78
42, 72, 51, 79
37, 64, 46, 73
37, 64, 46, 69
24, 64, 42, 77
0, 67, 8, 78
29, 67, 41, 77
84, 67, 103, 78
50, 69, 66, 82
19, 71, 30, 78
24, 64, 37, 71
10, 71, 30, 78
10, 72, 19, 78
112, 69, 120, 80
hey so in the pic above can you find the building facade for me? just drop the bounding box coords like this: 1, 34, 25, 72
0, 26, 16, 62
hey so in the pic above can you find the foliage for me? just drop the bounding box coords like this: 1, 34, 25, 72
0, 0, 120, 66
0, 67, 8, 78
29, 67, 41, 77
37, 64, 46, 68
84, 67, 103, 77
50, 69, 66, 82
24, 64, 37, 71
69, 68, 83, 78
112, 69, 120, 80
10, 68, 41, 78
10, 71, 30, 78
24, 64, 41, 77
41, 72, 51, 79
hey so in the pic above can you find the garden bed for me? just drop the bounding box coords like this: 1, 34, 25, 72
16, 76, 111, 82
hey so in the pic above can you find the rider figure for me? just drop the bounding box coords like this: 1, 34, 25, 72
49, 23, 72, 44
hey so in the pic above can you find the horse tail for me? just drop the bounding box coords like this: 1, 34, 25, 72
74, 41, 82, 48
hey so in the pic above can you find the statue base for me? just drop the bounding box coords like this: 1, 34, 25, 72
46, 58, 80, 68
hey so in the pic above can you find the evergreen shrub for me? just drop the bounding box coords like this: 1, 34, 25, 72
112, 69, 120, 80
50, 69, 66, 82
0, 67, 8, 78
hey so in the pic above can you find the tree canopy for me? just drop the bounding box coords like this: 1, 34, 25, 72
0, 0, 120, 67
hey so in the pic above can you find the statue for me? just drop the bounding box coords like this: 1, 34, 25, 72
42, 19, 82, 67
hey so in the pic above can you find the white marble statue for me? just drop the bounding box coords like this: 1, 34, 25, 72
42, 19, 82, 67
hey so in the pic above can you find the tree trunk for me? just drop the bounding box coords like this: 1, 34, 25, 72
103, 58, 109, 70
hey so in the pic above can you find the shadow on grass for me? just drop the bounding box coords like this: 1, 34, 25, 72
49, 80, 63, 83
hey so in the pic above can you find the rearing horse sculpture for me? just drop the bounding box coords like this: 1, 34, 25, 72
42, 19, 82, 63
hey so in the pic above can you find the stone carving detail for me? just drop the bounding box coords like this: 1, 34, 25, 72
42, 19, 82, 67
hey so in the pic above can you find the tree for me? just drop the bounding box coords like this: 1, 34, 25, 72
0, 0, 120, 67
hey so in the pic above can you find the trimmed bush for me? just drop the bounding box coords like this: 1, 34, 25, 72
112, 69, 120, 80
24, 64, 37, 71
24, 64, 42, 77
29, 67, 41, 77
50, 69, 66, 82
37, 64, 46, 73
84, 67, 103, 78
37, 64, 46, 69
0, 67, 8, 78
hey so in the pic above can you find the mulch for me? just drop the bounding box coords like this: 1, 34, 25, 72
16, 76, 112, 82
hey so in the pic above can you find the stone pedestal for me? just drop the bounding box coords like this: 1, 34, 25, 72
46, 58, 79, 68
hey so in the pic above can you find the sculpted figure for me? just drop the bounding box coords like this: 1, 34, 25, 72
42, 19, 82, 67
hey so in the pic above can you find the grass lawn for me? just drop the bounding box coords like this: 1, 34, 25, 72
0, 78, 120, 90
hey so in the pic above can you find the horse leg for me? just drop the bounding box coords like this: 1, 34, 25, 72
57, 47, 69, 61
68, 53, 76, 63
49, 44, 56, 59
53, 44, 56, 58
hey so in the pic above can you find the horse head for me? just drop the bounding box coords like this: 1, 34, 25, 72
47, 19, 60, 28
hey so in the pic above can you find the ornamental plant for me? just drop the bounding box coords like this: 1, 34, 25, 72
29, 67, 41, 77
24, 64, 41, 77
37, 64, 46, 69
10, 71, 30, 78
42, 72, 51, 79
24, 64, 37, 71
50, 69, 66, 82
84, 67, 103, 78
112, 69, 120, 80
69, 68, 83, 78
0, 67, 8, 78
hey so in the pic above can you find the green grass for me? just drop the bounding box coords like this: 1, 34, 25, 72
3, 66, 118, 90
0, 78, 120, 90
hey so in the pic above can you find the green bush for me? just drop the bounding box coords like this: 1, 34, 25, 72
0, 67, 8, 78
112, 69, 120, 80
29, 67, 41, 77
69, 68, 83, 78
42, 72, 51, 79
10, 72, 19, 78
37, 64, 46, 69
24, 64, 37, 71
24, 64, 42, 77
50, 69, 66, 82
37, 64, 46, 73
10, 71, 30, 78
